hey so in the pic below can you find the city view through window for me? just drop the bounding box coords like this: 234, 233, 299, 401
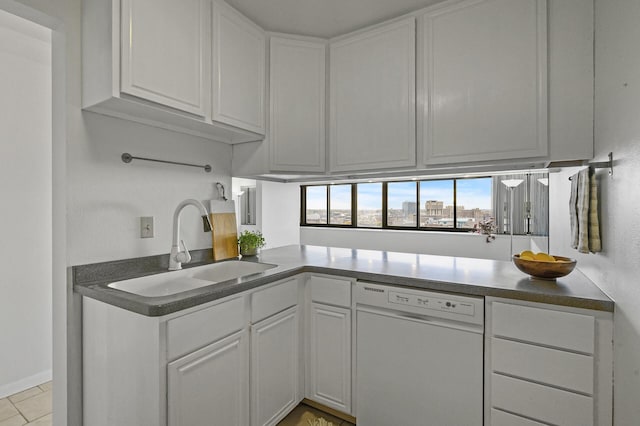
304, 177, 494, 230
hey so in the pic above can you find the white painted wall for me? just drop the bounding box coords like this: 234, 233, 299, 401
232, 178, 300, 249
0, 10, 52, 398
69, 112, 231, 265
548, 0, 640, 423
258, 181, 300, 249
301, 228, 531, 261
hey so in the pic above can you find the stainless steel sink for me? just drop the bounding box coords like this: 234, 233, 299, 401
107, 260, 277, 297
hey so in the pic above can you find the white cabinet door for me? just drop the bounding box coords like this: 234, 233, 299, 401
168, 330, 249, 426
121, 0, 207, 116
308, 303, 351, 414
422, 0, 547, 165
329, 18, 416, 172
213, 0, 266, 134
251, 306, 299, 426
270, 36, 326, 172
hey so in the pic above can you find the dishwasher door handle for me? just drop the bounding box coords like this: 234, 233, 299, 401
356, 306, 483, 334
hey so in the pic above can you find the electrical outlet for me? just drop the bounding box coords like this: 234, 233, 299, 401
140, 216, 154, 238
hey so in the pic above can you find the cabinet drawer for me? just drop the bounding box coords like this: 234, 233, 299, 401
167, 297, 244, 361
251, 278, 298, 323
309, 276, 351, 307
491, 302, 595, 354
491, 374, 593, 426
492, 338, 593, 394
491, 408, 546, 426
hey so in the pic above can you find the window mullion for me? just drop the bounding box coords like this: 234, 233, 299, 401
352, 183, 357, 227
382, 182, 388, 228
453, 179, 458, 230
416, 181, 420, 229
326, 185, 330, 225
300, 186, 305, 225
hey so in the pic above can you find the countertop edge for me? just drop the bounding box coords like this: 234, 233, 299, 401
74, 257, 614, 316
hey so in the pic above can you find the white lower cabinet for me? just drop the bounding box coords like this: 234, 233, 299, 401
305, 275, 353, 415
251, 306, 300, 426
485, 297, 613, 426
168, 330, 249, 426
83, 275, 614, 426
308, 303, 351, 413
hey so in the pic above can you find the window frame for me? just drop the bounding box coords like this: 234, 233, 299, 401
301, 176, 494, 233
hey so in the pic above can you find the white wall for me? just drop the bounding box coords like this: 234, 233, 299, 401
301, 228, 531, 261
549, 0, 640, 423
0, 9, 52, 398
258, 181, 300, 249
232, 178, 300, 249
69, 112, 231, 265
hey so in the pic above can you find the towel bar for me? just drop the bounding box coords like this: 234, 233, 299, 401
121, 153, 212, 173
568, 152, 613, 180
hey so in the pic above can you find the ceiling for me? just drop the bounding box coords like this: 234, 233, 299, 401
225, 0, 446, 38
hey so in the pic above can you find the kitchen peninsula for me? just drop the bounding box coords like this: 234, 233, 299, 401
75, 245, 613, 426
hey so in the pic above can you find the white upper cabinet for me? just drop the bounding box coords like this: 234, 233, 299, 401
421, 0, 548, 165
82, 0, 264, 143
269, 36, 326, 172
213, 1, 266, 135
121, 0, 207, 117
329, 18, 416, 172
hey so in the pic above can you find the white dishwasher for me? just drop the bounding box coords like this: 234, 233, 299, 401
355, 282, 484, 426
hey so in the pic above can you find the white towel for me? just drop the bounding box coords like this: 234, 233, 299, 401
575, 169, 590, 253
569, 172, 579, 248
570, 168, 602, 253
588, 172, 602, 253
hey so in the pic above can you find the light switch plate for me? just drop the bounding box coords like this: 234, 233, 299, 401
140, 216, 154, 238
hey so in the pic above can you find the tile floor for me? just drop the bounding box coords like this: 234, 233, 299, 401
0, 383, 52, 426
1, 383, 347, 426
278, 404, 355, 426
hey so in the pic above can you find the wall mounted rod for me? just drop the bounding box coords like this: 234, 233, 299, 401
568, 152, 613, 180
121, 153, 212, 173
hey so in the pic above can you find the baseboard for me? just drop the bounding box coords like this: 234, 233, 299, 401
0, 369, 52, 399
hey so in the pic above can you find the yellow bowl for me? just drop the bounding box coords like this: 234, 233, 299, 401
512, 254, 577, 279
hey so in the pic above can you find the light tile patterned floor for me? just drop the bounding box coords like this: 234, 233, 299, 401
0, 383, 52, 426
2, 383, 344, 426
278, 404, 355, 426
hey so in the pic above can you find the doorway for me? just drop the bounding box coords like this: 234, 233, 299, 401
0, 7, 53, 422
0, 1, 66, 425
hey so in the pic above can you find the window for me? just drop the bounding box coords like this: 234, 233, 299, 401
357, 183, 382, 227
455, 178, 493, 230
329, 184, 352, 225
305, 185, 327, 224
387, 182, 417, 227
301, 174, 547, 236
419, 180, 454, 228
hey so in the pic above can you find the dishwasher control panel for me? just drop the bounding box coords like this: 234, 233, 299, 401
355, 281, 484, 325
388, 291, 475, 316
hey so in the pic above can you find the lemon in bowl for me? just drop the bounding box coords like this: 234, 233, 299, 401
512, 251, 577, 279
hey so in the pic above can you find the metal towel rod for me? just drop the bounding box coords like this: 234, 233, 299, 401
121, 153, 212, 173
568, 152, 613, 180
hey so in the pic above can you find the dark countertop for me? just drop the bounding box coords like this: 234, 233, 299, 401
73, 244, 614, 316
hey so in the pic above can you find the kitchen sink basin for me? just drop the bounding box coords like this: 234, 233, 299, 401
191, 260, 277, 282
107, 260, 277, 297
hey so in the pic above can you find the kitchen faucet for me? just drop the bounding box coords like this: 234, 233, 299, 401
169, 199, 213, 271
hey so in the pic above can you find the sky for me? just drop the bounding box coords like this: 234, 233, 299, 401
306, 178, 494, 211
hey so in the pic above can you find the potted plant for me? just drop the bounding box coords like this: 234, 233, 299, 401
238, 230, 266, 256
473, 218, 497, 243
